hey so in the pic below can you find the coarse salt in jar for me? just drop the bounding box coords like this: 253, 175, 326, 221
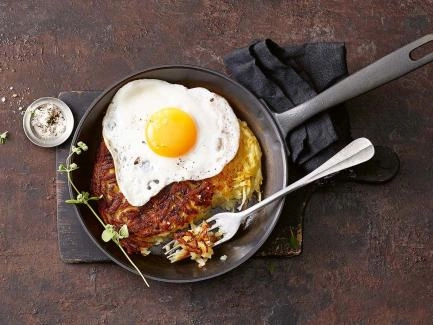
23, 97, 74, 147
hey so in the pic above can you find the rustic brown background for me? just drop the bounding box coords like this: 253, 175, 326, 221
1, 1, 432, 324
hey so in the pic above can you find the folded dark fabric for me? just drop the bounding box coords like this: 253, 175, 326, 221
224, 40, 352, 171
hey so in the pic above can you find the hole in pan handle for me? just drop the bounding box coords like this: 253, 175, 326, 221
273, 34, 433, 136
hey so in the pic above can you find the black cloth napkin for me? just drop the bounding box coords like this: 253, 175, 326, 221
224, 40, 352, 171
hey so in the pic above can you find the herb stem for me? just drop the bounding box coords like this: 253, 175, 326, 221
117, 242, 149, 287
84, 202, 107, 228
67, 172, 80, 195
60, 141, 149, 286
70, 173, 147, 284
66, 152, 74, 163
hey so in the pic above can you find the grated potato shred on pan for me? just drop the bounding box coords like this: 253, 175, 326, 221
167, 121, 263, 267
210, 120, 263, 211
92, 120, 263, 268
166, 221, 223, 267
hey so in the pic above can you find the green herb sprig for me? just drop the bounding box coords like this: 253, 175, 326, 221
289, 227, 299, 250
0, 131, 8, 144
58, 141, 149, 286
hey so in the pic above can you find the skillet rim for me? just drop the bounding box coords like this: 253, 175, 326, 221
68, 64, 289, 283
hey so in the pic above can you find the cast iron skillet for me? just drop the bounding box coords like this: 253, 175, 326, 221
69, 35, 433, 283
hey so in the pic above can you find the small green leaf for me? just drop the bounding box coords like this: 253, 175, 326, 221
58, 162, 79, 173
72, 146, 82, 155
118, 224, 129, 239
76, 191, 90, 203
0, 131, 8, 144
65, 199, 80, 204
65, 191, 92, 204
102, 228, 115, 242
289, 227, 299, 250
266, 262, 277, 274
77, 141, 88, 151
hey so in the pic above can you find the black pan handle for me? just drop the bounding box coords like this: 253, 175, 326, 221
274, 34, 433, 135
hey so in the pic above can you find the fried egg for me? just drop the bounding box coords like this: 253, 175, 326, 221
102, 79, 240, 207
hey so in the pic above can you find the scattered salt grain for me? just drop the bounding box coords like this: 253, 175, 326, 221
220, 255, 227, 261
9, 86, 13, 90
12, 94, 17, 98
1, 97, 5, 103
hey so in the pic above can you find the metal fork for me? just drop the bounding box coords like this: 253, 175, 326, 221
164, 138, 375, 257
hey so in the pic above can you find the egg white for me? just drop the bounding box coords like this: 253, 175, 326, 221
102, 79, 240, 207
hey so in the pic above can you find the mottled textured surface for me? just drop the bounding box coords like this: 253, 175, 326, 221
0, 1, 432, 324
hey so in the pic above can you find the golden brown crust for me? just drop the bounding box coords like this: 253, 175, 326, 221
90, 120, 262, 257
91, 141, 214, 254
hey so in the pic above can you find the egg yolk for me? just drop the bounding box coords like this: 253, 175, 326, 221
145, 108, 197, 157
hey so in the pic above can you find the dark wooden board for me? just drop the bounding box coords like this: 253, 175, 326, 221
56, 91, 109, 262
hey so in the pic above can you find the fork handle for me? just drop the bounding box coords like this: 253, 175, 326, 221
238, 138, 375, 220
